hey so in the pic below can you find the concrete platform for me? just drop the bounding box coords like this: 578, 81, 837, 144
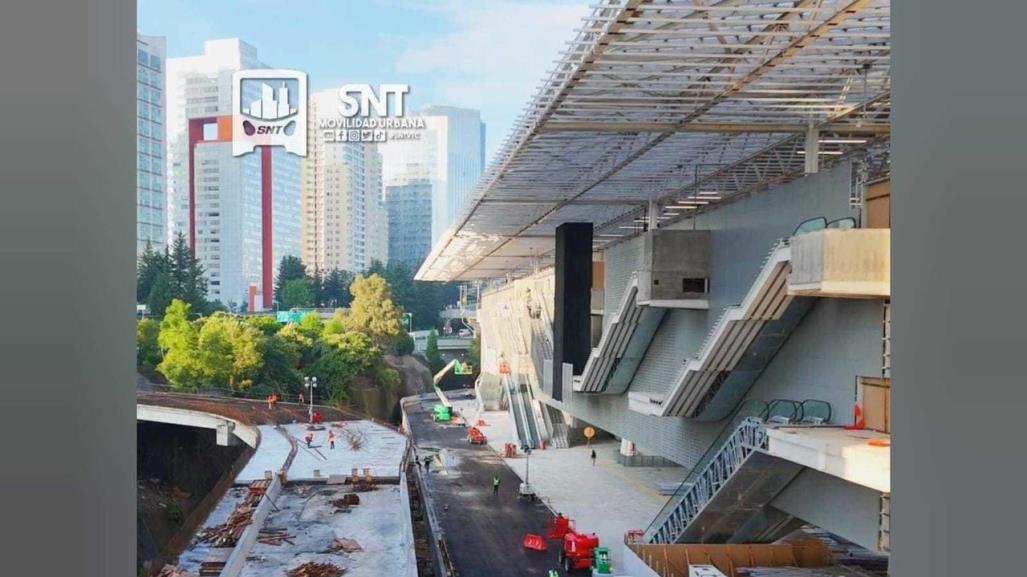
766, 426, 890, 493
235, 425, 293, 485
459, 402, 686, 573
239, 484, 415, 577
283, 421, 408, 482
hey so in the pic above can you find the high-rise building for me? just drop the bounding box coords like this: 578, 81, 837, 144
379, 105, 485, 245
166, 39, 301, 310
301, 90, 388, 275
385, 177, 433, 271
136, 34, 166, 256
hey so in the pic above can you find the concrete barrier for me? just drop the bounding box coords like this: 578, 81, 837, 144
218, 475, 282, 577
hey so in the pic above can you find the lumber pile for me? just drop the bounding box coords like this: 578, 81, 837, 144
256, 527, 294, 546
196, 505, 253, 547
287, 561, 345, 577
197, 561, 226, 576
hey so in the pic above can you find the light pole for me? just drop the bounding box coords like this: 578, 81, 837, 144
523, 444, 532, 487
304, 376, 318, 423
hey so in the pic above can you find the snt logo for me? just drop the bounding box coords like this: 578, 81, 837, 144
232, 69, 308, 157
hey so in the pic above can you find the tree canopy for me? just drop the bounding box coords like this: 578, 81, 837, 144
137, 234, 213, 316
347, 274, 404, 346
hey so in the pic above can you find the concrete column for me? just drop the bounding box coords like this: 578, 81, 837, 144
804, 122, 820, 174
620, 438, 637, 457
552, 222, 593, 400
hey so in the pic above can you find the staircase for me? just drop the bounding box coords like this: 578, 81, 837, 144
574, 274, 668, 395
631, 240, 814, 420
645, 418, 802, 545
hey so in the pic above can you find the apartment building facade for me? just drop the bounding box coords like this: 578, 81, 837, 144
165, 38, 301, 309
301, 90, 388, 275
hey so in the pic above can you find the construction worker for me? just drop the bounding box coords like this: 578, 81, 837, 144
591, 449, 597, 466
328, 430, 336, 450
492, 475, 501, 496
548, 570, 559, 577
304, 431, 314, 448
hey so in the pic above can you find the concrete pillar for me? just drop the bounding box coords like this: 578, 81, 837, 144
620, 438, 637, 457
552, 222, 593, 400
804, 122, 820, 174
216, 421, 239, 447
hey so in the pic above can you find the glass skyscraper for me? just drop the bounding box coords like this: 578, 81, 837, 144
136, 35, 166, 256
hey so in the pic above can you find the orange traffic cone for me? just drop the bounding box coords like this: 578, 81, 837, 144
844, 403, 865, 430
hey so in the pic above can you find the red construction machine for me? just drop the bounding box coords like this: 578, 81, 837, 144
467, 426, 486, 445
558, 527, 600, 572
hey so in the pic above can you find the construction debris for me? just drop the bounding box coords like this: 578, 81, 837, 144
157, 564, 197, 577
330, 493, 361, 507
343, 427, 365, 450
328, 537, 364, 554
287, 561, 345, 577
256, 527, 295, 546
196, 505, 253, 547
197, 561, 226, 576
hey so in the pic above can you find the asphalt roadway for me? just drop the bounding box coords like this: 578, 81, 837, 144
406, 394, 574, 577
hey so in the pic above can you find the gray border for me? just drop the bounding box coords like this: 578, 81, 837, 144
893, 1, 1027, 575
2, 1, 1027, 574
0, 0, 136, 574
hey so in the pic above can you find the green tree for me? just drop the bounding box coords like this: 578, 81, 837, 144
195, 312, 265, 390
296, 311, 323, 340
157, 299, 202, 388
137, 241, 167, 304
322, 308, 348, 337
311, 331, 379, 404
146, 272, 176, 318
275, 256, 307, 303
246, 315, 281, 336
259, 333, 303, 393
393, 332, 415, 356
321, 269, 353, 308
425, 330, 444, 373
168, 233, 209, 313
347, 274, 404, 346
136, 317, 162, 368
279, 277, 315, 309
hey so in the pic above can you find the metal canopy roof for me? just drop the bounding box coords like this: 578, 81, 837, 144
417, 0, 891, 282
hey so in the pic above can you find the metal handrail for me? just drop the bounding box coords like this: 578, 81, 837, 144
644, 417, 768, 544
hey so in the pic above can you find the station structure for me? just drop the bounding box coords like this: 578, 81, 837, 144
416, 1, 892, 574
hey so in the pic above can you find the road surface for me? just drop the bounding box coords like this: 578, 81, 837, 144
405, 394, 576, 577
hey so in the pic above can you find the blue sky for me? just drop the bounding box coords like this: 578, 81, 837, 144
138, 0, 588, 162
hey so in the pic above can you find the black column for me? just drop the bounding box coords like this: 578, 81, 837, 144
552, 222, 593, 400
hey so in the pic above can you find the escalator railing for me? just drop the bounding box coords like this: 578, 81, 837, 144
645, 400, 768, 542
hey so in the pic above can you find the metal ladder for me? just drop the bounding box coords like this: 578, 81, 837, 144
645, 418, 769, 544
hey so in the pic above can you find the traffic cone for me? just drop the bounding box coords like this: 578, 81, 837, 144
844, 403, 865, 430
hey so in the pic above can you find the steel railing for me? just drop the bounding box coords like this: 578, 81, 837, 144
645, 417, 768, 544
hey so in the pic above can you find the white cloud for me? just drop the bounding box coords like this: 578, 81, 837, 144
392, 0, 589, 162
